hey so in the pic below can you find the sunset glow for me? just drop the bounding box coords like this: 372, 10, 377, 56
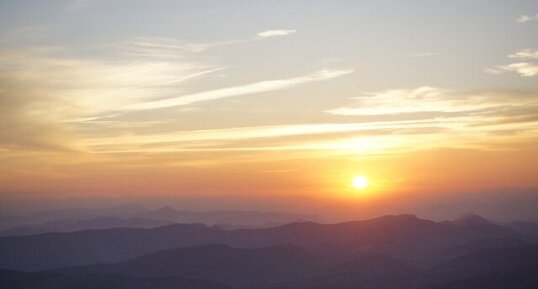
0, 0, 537, 222
2, 3, 538, 288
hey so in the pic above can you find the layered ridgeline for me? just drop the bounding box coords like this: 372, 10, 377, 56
0, 206, 314, 236
0, 214, 530, 271
2, 244, 537, 289
0, 214, 537, 289
0, 269, 231, 289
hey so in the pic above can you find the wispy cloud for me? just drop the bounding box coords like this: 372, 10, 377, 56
326, 87, 528, 116
486, 62, 538, 77
121, 29, 297, 57
84, 119, 444, 154
0, 42, 219, 151
257, 29, 297, 38
120, 36, 246, 55
122, 69, 353, 111
326, 87, 538, 130
509, 49, 538, 59
517, 14, 538, 23
81, 86, 538, 156
486, 50, 538, 77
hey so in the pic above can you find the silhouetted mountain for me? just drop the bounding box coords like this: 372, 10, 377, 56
0, 206, 314, 236
508, 221, 538, 242
0, 223, 223, 271
0, 219, 74, 236
264, 245, 538, 289
421, 245, 538, 289
51, 244, 323, 288
0, 214, 523, 271
424, 268, 538, 289
0, 269, 230, 289
446, 213, 516, 237
438, 237, 528, 261
451, 213, 493, 226
0, 217, 174, 237
138, 207, 315, 228
434, 245, 538, 275
28, 204, 147, 223
262, 254, 420, 289
0, 204, 148, 231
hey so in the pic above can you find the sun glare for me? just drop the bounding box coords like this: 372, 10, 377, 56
352, 175, 368, 189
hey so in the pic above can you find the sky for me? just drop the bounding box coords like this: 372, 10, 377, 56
1, 0, 538, 220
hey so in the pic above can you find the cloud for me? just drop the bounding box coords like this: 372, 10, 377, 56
484, 67, 504, 75
84, 86, 538, 156
0, 37, 353, 154
122, 37, 246, 55
326, 87, 519, 116
257, 29, 297, 38
84, 119, 443, 154
486, 50, 538, 77
0, 42, 220, 151
0, 85, 82, 151
324, 87, 538, 147
487, 62, 538, 77
122, 69, 353, 111
517, 14, 538, 23
499, 63, 538, 77
123, 29, 296, 56
509, 49, 538, 59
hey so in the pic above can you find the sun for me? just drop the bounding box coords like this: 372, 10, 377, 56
352, 175, 368, 189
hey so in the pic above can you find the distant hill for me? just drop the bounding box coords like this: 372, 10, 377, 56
508, 221, 538, 242
0, 214, 523, 271
48, 244, 538, 289
450, 213, 494, 226
0, 206, 314, 236
424, 269, 538, 289
434, 245, 538, 275
0, 217, 174, 237
51, 244, 323, 289
137, 207, 314, 228
423, 245, 538, 289
0, 269, 230, 289
261, 254, 420, 289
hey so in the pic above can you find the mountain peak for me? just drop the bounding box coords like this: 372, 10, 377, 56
452, 213, 492, 226
372, 214, 422, 223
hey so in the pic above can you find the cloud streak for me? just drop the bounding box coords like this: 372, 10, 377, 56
257, 29, 297, 38
325, 87, 526, 116
122, 69, 353, 111
0, 43, 220, 151
82, 86, 538, 156
486, 50, 538, 77
123, 29, 298, 57
509, 49, 538, 59
487, 62, 538, 77
517, 14, 538, 23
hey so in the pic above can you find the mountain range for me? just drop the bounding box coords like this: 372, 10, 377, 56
0, 213, 537, 289
0, 205, 314, 236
